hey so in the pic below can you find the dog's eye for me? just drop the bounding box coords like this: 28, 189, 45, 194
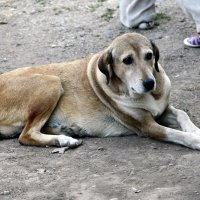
145, 52, 153, 60
123, 56, 133, 65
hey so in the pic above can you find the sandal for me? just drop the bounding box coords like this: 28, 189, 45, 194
138, 21, 154, 30
183, 35, 200, 47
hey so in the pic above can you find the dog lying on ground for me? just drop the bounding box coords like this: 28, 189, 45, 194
0, 33, 200, 150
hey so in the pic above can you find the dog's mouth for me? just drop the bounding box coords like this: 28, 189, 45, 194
130, 85, 155, 95
131, 87, 137, 93
129, 87, 138, 96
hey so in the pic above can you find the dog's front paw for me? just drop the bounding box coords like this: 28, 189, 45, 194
57, 135, 83, 148
191, 140, 200, 150
185, 134, 200, 150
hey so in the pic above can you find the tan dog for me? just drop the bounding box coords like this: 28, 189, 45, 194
1, 33, 200, 150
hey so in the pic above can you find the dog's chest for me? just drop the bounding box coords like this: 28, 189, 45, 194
142, 94, 169, 117
115, 89, 170, 118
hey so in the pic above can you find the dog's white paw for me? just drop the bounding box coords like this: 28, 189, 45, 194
191, 140, 200, 150
185, 134, 200, 150
190, 143, 200, 151
57, 135, 82, 148
192, 129, 200, 136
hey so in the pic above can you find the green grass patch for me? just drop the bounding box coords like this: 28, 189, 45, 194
88, 4, 102, 12
101, 8, 115, 22
35, 0, 46, 6
155, 12, 171, 24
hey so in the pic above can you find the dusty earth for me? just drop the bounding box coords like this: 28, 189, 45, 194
0, 0, 200, 199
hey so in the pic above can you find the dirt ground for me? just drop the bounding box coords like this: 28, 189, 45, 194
0, 0, 200, 199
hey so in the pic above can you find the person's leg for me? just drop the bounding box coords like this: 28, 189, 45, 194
176, 0, 200, 33
119, 0, 156, 29
176, 0, 200, 47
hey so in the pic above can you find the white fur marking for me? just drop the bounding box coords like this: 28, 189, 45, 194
57, 135, 79, 147
165, 129, 200, 150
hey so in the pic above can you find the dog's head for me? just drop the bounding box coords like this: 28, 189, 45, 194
98, 33, 159, 95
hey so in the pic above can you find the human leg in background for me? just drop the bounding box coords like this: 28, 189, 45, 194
176, 0, 200, 47
119, 0, 156, 29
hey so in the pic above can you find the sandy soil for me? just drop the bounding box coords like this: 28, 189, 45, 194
0, 0, 200, 199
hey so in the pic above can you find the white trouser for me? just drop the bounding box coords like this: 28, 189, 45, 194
119, 0, 156, 28
176, 0, 200, 33
120, 0, 200, 33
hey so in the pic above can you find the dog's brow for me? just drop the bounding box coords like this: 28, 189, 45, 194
116, 41, 130, 50
142, 49, 153, 55
122, 53, 133, 59
113, 42, 133, 57
120, 52, 134, 61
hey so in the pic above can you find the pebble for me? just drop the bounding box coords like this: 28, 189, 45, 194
0, 21, 8, 24
0, 190, 11, 195
97, 147, 105, 151
181, 176, 187, 179
132, 187, 141, 193
0, 14, 8, 24
36, 168, 46, 174
179, 18, 185, 22
2, 58, 7, 62
0, 18, 8, 25
50, 44, 57, 48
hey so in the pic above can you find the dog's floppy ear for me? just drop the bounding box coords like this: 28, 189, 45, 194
98, 49, 113, 84
151, 41, 160, 72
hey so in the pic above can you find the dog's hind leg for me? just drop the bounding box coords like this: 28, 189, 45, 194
17, 75, 82, 148
19, 117, 82, 148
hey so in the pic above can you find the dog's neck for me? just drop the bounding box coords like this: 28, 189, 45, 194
151, 64, 171, 100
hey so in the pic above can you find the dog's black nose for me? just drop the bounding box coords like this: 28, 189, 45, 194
143, 78, 155, 92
